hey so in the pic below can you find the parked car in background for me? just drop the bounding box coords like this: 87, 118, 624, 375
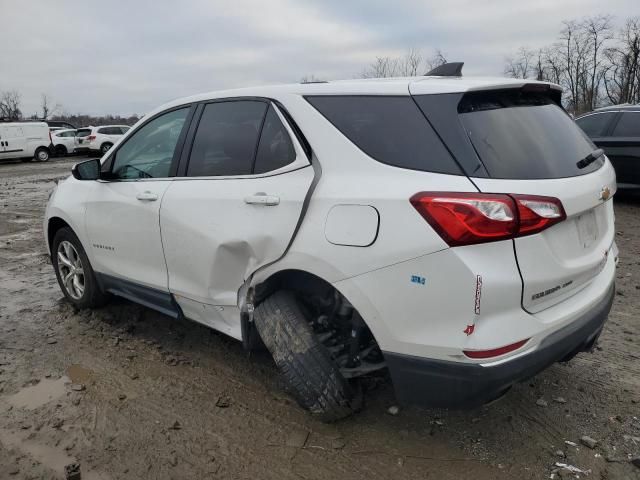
51, 129, 78, 156
74, 125, 130, 155
45, 70, 617, 421
576, 105, 640, 191
0, 121, 51, 162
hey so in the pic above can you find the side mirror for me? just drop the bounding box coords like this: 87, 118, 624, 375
71, 158, 101, 180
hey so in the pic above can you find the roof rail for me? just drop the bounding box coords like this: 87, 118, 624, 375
424, 62, 464, 77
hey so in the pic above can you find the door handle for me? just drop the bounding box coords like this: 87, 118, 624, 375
136, 191, 158, 201
244, 193, 280, 206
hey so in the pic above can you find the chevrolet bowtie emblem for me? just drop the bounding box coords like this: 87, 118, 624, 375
600, 186, 611, 201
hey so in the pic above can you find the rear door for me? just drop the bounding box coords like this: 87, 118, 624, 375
160, 100, 314, 334
455, 90, 616, 313
597, 111, 640, 188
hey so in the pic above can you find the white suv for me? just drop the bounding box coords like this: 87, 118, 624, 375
44, 67, 617, 421
74, 125, 130, 155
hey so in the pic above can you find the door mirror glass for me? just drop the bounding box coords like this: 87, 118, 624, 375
72, 158, 101, 180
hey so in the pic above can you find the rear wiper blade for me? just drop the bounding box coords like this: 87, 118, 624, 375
576, 149, 604, 169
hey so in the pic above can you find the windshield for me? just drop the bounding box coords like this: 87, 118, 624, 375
458, 91, 602, 179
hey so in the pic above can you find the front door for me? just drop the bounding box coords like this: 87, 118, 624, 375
84, 106, 192, 292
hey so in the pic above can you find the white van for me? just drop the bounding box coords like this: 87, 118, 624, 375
0, 122, 52, 162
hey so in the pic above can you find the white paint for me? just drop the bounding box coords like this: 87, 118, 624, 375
325, 204, 379, 247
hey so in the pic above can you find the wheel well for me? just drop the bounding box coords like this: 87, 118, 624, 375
250, 270, 386, 378
47, 217, 71, 254
254, 269, 334, 305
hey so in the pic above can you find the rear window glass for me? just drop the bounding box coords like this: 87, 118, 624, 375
575, 112, 616, 137
306, 96, 461, 175
458, 91, 602, 179
76, 129, 91, 137
612, 112, 640, 137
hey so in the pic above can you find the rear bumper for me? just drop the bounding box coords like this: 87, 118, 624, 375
384, 283, 614, 408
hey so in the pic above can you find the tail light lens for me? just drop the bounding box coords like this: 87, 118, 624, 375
410, 192, 566, 247
513, 194, 565, 236
87, 135, 96, 142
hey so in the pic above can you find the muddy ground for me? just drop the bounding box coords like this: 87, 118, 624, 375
0, 156, 638, 480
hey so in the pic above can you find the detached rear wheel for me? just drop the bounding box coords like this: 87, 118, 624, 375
254, 290, 362, 422
52, 227, 109, 309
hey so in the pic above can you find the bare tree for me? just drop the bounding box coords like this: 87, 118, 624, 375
361, 56, 399, 78
504, 15, 622, 114
300, 74, 326, 84
504, 47, 535, 79
361, 48, 447, 78
397, 48, 423, 76
0, 90, 22, 120
604, 17, 640, 104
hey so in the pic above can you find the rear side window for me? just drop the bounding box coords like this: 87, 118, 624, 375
187, 101, 267, 177
306, 96, 461, 175
576, 112, 616, 137
458, 90, 601, 179
612, 112, 640, 137
254, 106, 296, 174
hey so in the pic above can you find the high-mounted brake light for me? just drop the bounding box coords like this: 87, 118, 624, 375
410, 192, 566, 247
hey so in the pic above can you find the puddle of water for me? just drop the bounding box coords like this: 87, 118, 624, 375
0, 428, 74, 472
67, 364, 92, 384
6, 376, 69, 410
0, 428, 110, 480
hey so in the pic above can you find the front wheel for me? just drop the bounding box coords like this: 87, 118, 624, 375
100, 143, 113, 155
34, 147, 50, 162
253, 290, 362, 422
51, 227, 109, 309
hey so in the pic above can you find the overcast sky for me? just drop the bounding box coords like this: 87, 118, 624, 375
1, 0, 638, 116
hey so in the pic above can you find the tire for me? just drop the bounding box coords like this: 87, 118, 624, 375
34, 147, 50, 162
253, 290, 362, 422
51, 227, 109, 309
54, 145, 68, 156
100, 143, 113, 155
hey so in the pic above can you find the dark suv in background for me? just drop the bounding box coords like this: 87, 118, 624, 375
576, 105, 640, 191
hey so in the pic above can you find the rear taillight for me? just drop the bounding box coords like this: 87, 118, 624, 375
410, 192, 566, 247
87, 135, 96, 142
512, 194, 565, 236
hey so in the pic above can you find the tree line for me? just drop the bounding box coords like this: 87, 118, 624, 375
0, 90, 139, 126
505, 15, 640, 114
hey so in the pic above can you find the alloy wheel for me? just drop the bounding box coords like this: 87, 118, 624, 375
57, 240, 85, 300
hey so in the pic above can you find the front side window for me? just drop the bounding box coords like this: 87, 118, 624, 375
575, 112, 616, 137
187, 101, 267, 177
612, 112, 640, 137
110, 107, 189, 179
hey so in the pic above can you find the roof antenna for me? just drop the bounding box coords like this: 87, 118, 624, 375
424, 62, 464, 77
